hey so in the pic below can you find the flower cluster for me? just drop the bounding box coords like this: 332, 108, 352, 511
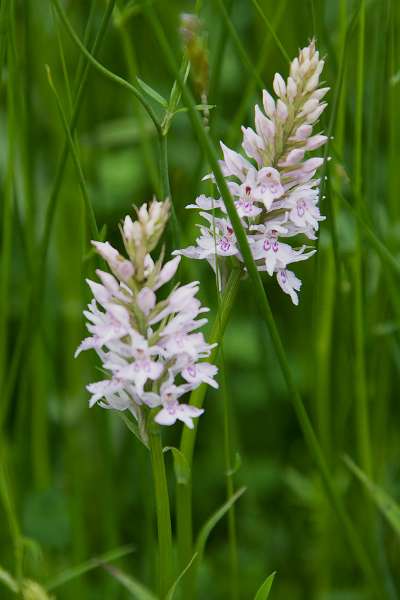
178, 40, 328, 304
75, 199, 218, 431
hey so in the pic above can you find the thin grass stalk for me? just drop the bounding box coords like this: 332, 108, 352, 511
312, 2, 347, 590
1, 0, 115, 425
0, 445, 24, 595
159, 133, 180, 248
250, 0, 290, 63
317, 0, 364, 269
46, 65, 99, 238
52, 0, 180, 245
0, 0, 16, 418
215, 0, 264, 90
148, 426, 174, 598
388, 1, 400, 224
337, 192, 400, 278
52, 2, 74, 114
227, 0, 288, 148
21, 0, 35, 256
146, 9, 383, 596
51, 0, 161, 133
353, 0, 372, 478
208, 0, 234, 107
115, 13, 159, 192
176, 267, 242, 591
0, 1, 8, 92
220, 347, 239, 600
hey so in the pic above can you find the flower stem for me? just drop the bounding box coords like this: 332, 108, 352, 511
159, 133, 180, 250
177, 267, 242, 595
220, 349, 239, 600
149, 426, 174, 599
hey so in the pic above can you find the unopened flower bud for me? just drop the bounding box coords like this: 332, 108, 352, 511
273, 73, 286, 98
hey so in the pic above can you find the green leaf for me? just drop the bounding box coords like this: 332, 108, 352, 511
173, 104, 216, 115
136, 77, 168, 107
254, 571, 276, 600
103, 564, 157, 600
195, 487, 246, 564
164, 446, 191, 485
344, 456, 400, 537
46, 544, 134, 591
226, 451, 242, 477
0, 565, 18, 593
167, 60, 190, 113
165, 553, 197, 600
115, 411, 149, 449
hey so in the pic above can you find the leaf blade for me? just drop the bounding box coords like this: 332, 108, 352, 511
103, 564, 158, 600
254, 571, 276, 600
344, 456, 400, 537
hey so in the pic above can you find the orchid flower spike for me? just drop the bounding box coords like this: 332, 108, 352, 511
76, 199, 218, 437
177, 40, 328, 305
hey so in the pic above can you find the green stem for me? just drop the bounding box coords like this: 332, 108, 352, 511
227, 0, 288, 148
353, 0, 372, 479
177, 267, 242, 593
149, 427, 174, 599
0, 444, 24, 594
220, 349, 239, 600
215, 0, 264, 90
250, 0, 290, 63
116, 15, 160, 193
51, 0, 161, 134
159, 133, 180, 249
46, 65, 99, 239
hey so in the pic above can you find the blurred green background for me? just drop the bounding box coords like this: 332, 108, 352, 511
1, 0, 400, 598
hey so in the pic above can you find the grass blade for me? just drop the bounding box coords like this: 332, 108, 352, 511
46, 545, 135, 591
0, 566, 18, 593
194, 487, 246, 565
215, 0, 264, 90
103, 564, 158, 600
254, 571, 276, 600
344, 457, 400, 538
51, 0, 161, 133
165, 553, 197, 600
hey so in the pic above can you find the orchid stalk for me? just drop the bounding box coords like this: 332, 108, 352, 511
177, 40, 328, 305
75, 198, 219, 596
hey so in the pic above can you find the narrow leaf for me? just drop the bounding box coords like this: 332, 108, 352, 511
137, 76, 168, 107
226, 451, 242, 477
164, 446, 191, 485
344, 456, 400, 537
103, 564, 157, 600
254, 571, 276, 600
46, 544, 134, 591
0, 566, 17, 593
115, 411, 149, 449
173, 104, 216, 114
165, 553, 198, 600
195, 487, 246, 563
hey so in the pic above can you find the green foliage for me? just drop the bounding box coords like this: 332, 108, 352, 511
1, 0, 400, 599
254, 571, 276, 600
345, 457, 400, 538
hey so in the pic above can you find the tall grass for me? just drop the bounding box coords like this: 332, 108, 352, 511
1, 1, 399, 599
